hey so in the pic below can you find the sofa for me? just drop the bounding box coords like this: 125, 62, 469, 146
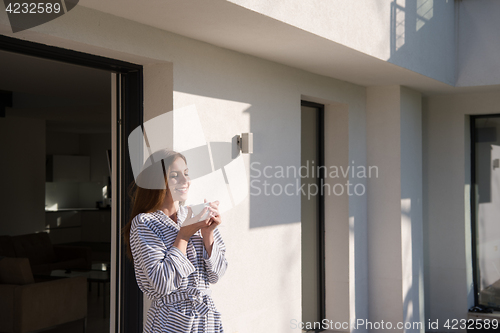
0, 232, 91, 275
0, 257, 87, 333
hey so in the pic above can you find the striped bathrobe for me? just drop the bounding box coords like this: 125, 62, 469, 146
130, 205, 228, 333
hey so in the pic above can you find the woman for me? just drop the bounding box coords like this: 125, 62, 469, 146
123, 149, 228, 333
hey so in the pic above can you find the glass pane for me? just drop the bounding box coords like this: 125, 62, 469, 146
301, 105, 320, 323
474, 116, 500, 309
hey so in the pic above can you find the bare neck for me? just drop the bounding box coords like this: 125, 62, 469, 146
160, 198, 179, 220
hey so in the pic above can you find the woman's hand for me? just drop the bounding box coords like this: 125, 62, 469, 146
179, 206, 214, 239
201, 200, 221, 257
202, 200, 221, 234
173, 207, 213, 255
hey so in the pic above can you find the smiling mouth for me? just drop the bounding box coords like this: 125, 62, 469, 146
175, 187, 188, 194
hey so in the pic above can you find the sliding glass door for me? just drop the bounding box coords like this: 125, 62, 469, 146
471, 114, 500, 309
301, 101, 325, 328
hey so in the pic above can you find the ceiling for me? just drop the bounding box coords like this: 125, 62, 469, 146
0, 49, 111, 133
77, 0, 500, 96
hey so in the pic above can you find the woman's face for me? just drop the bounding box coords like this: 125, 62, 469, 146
167, 157, 190, 202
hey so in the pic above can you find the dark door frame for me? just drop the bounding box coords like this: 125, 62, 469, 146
301, 100, 326, 329
0, 34, 144, 333
470, 113, 500, 309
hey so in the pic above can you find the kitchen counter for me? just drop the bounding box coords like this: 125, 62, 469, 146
45, 208, 110, 212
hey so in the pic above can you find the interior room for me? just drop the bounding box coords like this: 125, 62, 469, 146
0, 49, 112, 333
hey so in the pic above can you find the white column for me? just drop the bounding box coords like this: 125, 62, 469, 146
366, 86, 424, 333
324, 100, 369, 332
324, 104, 350, 328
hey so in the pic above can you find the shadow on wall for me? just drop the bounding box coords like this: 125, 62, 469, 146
391, 0, 449, 326
130, 96, 300, 229
389, 0, 455, 85
400, 200, 424, 329
172, 68, 302, 229
243, 102, 302, 229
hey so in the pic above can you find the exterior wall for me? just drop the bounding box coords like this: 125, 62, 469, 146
170, 35, 367, 333
228, 0, 456, 85
324, 103, 351, 328
423, 91, 500, 332
347, 101, 369, 332
366, 85, 424, 333
367, 86, 404, 330
2, 2, 496, 332
400, 87, 424, 331
457, 0, 500, 87
304, 97, 369, 331
0, 6, 368, 333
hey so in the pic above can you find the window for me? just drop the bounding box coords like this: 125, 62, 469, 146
471, 114, 500, 310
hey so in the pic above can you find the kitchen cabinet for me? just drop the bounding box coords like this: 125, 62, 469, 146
46, 155, 90, 182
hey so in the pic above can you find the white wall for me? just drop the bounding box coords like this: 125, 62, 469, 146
324, 103, 351, 330
400, 87, 424, 331
171, 38, 367, 333
366, 85, 424, 333
0, 6, 371, 333
367, 86, 404, 330
2, 2, 494, 333
457, 0, 500, 87
423, 91, 500, 332
228, 0, 457, 85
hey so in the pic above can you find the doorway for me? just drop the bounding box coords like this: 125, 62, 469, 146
471, 114, 500, 310
301, 101, 325, 329
0, 35, 143, 333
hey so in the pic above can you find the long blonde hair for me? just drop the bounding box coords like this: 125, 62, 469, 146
122, 150, 187, 261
